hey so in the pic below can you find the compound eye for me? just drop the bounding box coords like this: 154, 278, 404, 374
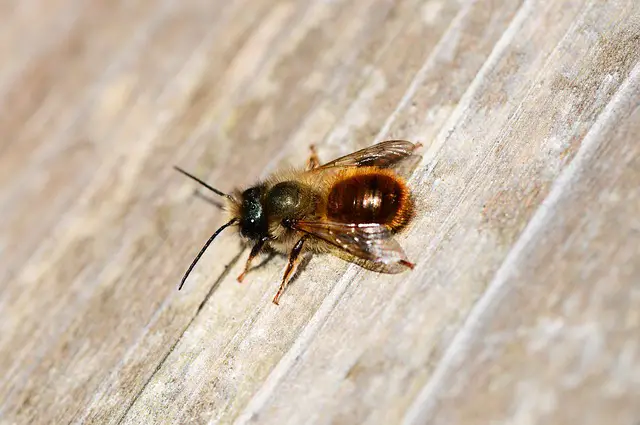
240, 186, 268, 239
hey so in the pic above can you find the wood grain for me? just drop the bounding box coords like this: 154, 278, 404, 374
0, 0, 638, 424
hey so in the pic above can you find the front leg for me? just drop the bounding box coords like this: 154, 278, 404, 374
273, 235, 309, 305
237, 237, 268, 283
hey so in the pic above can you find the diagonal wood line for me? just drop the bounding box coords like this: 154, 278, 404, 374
0, 0, 296, 288
369, 0, 537, 293
173, 269, 281, 423
401, 58, 640, 425
0, 0, 259, 292
372, 0, 483, 143
0, 0, 87, 117
0, 0, 197, 409
256, 0, 406, 179
115, 250, 244, 425
400, 0, 589, 290
230, 267, 361, 425
0, 0, 182, 287
366, 0, 596, 352
0, 0, 178, 159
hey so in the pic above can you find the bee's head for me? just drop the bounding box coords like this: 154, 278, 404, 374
238, 185, 269, 240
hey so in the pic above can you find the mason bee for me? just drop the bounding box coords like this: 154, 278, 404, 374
175, 140, 421, 304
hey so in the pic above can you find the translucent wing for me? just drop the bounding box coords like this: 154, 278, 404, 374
293, 220, 412, 267
316, 140, 419, 170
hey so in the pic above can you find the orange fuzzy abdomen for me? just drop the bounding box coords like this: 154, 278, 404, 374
326, 169, 412, 232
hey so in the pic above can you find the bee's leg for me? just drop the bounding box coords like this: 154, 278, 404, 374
273, 235, 309, 304
306, 144, 320, 170
399, 259, 415, 269
237, 237, 267, 283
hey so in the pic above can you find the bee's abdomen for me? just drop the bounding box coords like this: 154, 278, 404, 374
326, 171, 411, 231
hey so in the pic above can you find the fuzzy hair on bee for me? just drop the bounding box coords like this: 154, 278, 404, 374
174, 140, 421, 305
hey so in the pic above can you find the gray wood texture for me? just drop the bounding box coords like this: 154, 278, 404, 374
1, 0, 639, 424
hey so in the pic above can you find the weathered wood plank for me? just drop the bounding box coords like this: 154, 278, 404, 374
2, 0, 450, 422
0, 0, 79, 106
116, 1, 476, 422
1, 0, 278, 398
0, 0, 638, 424
231, 1, 640, 424
0, 0, 243, 278
411, 62, 640, 425
1, 0, 300, 420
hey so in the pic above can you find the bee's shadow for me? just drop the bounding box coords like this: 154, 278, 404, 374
247, 248, 278, 274
243, 246, 314, 300
194, 190, 225, 210
285, 253, 313, 290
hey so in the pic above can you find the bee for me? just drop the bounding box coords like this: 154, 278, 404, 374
175, 140, 421, 304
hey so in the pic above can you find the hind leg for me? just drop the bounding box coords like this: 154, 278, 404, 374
273, 235, 308, 305
306, 144, 320, 170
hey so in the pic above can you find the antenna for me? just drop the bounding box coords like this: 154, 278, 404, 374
173, 166, 235, 202
178, 218, 238, 290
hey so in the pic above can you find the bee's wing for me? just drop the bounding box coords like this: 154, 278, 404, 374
293, 220, 411, 266
316, 140, 419, 170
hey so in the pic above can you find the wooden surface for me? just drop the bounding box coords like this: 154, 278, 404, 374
1, 0, 639, 424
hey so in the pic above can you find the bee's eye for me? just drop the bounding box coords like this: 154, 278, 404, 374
240, 186, 268, 239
